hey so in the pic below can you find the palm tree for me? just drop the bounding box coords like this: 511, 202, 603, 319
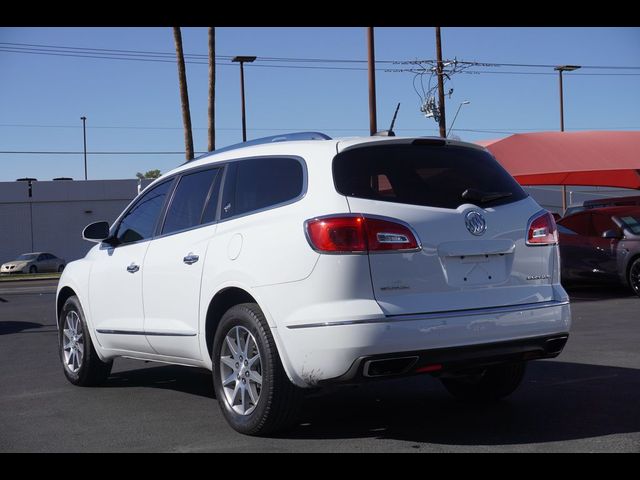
173, 27, 194, 162
208, 27, 216, 152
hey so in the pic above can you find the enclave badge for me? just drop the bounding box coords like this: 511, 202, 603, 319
465, 211, 487, 236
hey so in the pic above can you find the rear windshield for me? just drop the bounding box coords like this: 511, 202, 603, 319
333, 143, 527, 209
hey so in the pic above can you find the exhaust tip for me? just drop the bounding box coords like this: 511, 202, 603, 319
544, 336, 568, 355
363, 356, 418, 377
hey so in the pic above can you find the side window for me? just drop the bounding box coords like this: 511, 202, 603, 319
224, 157, 303, 218
591, 214, 619, 237
162, 168, 220, 234
37, 254, 46, 261
116, 180, 173, 245
558, 213, 593, 236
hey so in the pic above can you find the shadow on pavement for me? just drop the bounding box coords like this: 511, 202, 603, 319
0, 321, 44, 335
106, 365, 215, 399
101, 360, 640, 446
277, 360, 640, 445
564, 283, 636, 302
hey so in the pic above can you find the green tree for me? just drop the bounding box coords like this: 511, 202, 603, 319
136, 169, 162, 180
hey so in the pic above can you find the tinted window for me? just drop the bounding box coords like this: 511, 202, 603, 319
37, 254, 46, 261
116, 181, 172, 244
162, 168, 220, 234
333, 144, 527, 209
224, 157, 303, 218
619, 215, 640, 235
591, 214, 620, 237
557, 225, 578, 235
558, 213, 594, 236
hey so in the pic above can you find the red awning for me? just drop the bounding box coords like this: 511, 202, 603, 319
477, 131, 640, 189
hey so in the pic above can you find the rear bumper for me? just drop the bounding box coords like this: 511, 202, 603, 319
276, 300, 571, 387
323, 333, 569, 384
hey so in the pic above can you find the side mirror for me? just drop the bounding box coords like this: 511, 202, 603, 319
602, 229, 622, 239
82, 221, 111, 243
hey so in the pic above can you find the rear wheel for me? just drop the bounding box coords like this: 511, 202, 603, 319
59, 295, 112, 386
628, 258, 640, 297
58, 264, 65, 273
212, 303, 302, 435
441, 361, 526, 402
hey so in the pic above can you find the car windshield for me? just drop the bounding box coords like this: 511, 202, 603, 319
16, 253, 38, 261
618, 215, 640, 235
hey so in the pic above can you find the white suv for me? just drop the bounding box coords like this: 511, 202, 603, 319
56, 133, 571, 435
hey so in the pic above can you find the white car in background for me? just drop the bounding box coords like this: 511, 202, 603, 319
56, 133, 571, 435
2, 252, 66, 274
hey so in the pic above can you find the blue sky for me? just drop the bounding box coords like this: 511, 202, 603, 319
0, 27, 638, 181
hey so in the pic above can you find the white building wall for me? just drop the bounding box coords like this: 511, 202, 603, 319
0, 179, 151, 265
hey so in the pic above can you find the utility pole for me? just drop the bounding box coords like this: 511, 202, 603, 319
555, 64, 581, 214
80, 116, 87, 180
367, 27, 378, 136
435, 27, 447, 138
208, 27, 215, 151
173, 27, 195, 162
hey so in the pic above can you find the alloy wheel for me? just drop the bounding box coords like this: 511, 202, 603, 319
219, 326, 262, 415
62, 310, 85, 374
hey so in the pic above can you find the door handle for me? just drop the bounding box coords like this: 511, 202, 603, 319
183, 253, 199, 265
127, 263, 140, 273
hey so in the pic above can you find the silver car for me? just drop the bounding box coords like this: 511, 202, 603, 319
1, 252, 66, 274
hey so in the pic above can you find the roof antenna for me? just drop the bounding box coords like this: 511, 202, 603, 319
374, 103, 400, 137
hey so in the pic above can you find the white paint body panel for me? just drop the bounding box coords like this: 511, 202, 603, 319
57, 136, 571, 389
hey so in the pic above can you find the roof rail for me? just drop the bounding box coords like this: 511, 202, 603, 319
192, 131, 332, 161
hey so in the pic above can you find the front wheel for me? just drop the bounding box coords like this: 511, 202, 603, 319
441, 361, 526, 402
59, 295, 112, 386
212, 303, 302, 436
28, 265, 37, 274
628, 258, 640, 297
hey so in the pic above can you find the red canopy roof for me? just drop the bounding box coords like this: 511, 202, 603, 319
477, 131, 640, 189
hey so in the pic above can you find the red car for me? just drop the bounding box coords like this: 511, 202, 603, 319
557, 206, 640, 296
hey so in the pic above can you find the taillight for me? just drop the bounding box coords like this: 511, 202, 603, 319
305, 214, 420, 253
526, 211, 558, 246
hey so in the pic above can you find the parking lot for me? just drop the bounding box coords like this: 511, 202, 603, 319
0, 279, 638, 452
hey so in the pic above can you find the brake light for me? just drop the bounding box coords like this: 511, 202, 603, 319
305, 215, 419, 253
526, 211, 558, 246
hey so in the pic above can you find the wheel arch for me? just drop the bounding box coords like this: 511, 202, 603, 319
204, 287, 259, 360
625, 253, 640, 288
56, 286, 77, 329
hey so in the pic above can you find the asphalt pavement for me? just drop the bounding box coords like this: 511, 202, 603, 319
1, 279, 639, 452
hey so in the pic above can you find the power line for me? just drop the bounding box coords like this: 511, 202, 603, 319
2, 42, 640, 75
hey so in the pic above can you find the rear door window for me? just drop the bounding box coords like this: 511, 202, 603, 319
162, 168, 220, 234
333, 143, 527, 209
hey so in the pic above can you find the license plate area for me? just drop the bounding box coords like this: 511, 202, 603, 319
441, 253, 511, 287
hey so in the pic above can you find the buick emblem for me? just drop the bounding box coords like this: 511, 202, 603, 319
465, 211, 487, 236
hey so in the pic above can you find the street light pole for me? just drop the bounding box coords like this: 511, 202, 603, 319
554, 65, 581, 214
447, 101, 470, 138
80, 116, 87, 180
232, 56, 257, 142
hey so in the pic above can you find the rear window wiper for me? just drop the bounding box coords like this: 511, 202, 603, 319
461, 188, 513, 203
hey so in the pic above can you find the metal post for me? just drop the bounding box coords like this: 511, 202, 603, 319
435, 27, 447, 138
447, 101, 470, 138
232, 56, 256, 143
367, 27, 377, 136
81, 116, 87, 180
554, 65, 580, 214
239, 61, 247, 142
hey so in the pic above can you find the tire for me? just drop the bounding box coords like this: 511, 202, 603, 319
59, 295, 112, 386
441, 361, 526, 402
29, 265, 37, 274
628, 258, 640, 297
212, 303, 302, 436
58, 264, 65, 273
